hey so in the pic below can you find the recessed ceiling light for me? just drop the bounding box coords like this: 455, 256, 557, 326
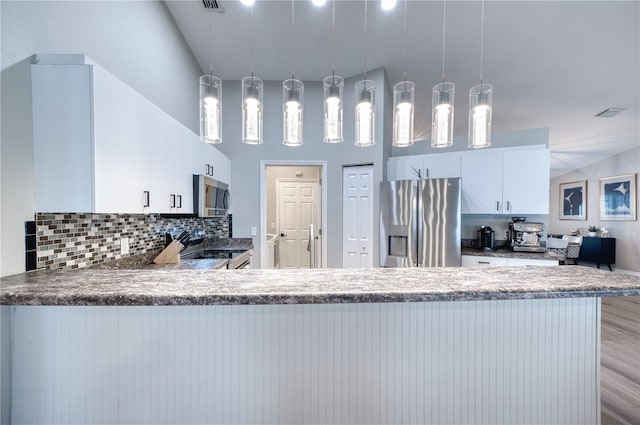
594, 108, 625, 118
240, 0, 255, 6
312, 0, 327, 6
381, 0, 397, 11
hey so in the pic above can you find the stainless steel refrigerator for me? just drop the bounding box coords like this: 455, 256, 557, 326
380, 178, 461, 267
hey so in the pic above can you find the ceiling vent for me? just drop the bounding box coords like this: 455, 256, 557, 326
202, 0, 224, 13
594, 108, 625, 118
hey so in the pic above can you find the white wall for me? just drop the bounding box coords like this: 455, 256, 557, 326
549, 146, 640, 272
390, 127, 549, 158
216, 68, 389, 268
0, 0, 202, 276
1, 0, 201, 132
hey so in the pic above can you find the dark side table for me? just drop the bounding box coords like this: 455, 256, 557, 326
578, 237, 616, 271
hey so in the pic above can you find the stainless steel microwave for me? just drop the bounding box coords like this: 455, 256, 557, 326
193, 175, 229, 217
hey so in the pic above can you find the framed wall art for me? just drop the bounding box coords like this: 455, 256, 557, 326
559, 180, 587, 220
599, 173, 637, 221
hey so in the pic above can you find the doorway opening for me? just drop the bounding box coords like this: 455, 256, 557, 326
259, 161, 327, 269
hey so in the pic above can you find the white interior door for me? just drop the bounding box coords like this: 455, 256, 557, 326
342, 165, 374, 268
277, 180, 319, 269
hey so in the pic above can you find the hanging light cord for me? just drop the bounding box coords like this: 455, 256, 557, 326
402, 0, 407, 84
209, 10, 213, 75
479, 0, 485, 87
331, 0, 336, 76
291, 0, 295, 80
363, 0, 368, 82
441, 0, 446, 83
250, 4, 255, 83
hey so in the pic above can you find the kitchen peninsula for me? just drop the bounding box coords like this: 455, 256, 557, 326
2, 267, 639, 424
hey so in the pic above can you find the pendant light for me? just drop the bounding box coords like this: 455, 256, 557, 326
431, 0, 454, 148
392, 0, 414, 147
242, 4, 263, 145
199, 10, 222, 144
355, 0, 375, 147
283, 0, 304, 147
323, 0, 344, 143
468, 0, 492, 149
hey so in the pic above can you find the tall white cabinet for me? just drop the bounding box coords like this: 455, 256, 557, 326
31, 55, 230, 214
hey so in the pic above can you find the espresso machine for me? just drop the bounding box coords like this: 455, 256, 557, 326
508, 217, 546, 252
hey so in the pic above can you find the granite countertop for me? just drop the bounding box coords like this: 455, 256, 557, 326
206, 237, 253, 251
462, 247, 559, 260
1, 267, 638, 306
89, 250, 228, 271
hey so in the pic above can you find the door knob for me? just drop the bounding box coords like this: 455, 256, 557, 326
362, 245, 366, 250
280, 233, 287, 237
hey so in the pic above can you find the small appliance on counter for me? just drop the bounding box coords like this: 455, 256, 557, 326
508, 217, 546, 253
477, 226, 495, 251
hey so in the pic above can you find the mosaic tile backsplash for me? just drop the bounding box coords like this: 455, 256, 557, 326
36, 213, 229, 270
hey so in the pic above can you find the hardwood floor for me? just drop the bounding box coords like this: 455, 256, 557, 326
601, 296, 640, 425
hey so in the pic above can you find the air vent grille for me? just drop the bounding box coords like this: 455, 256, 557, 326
594, 108, 625, 118
202, 0, 224, 12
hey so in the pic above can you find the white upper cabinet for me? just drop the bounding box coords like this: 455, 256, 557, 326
31, 55, 231, 215
191, 136, 231, 185
460, 150, 504, 214
388, 155, 423, 180
421, 152, 462, 179
461, 146, 550, 214
92, 64, 152, 214
502, 148, 550, 214
388, 152, 461, 181
32, 65, 94, 213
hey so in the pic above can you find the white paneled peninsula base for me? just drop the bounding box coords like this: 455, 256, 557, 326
2, 268, 639, 424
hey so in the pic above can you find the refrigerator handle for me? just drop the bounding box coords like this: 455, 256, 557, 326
415, 181, 423, 267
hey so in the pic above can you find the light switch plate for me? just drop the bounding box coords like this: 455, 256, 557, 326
120, 237, 130, 255
251, 227, 257, 237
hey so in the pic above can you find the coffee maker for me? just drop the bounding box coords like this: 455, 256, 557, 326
477, 226, 495, 251
508, 217, 546, 252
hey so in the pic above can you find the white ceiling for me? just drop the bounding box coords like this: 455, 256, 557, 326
165, 0, 640, 178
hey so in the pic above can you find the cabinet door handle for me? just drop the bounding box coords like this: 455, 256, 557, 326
425, 168, 430, 179
177, 195, 182, 209
506, 201, 511, 211
496, 201, 500, 211
170, 194, 176, 208
143, 191, 150, 208
478, 261, 490, 264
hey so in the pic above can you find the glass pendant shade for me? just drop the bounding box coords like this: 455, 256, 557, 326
283, 79, 304, 146
199, 75, 222, 144
392, 81, 415, 147
431, 82, 455, 148
241, 76, 263, 145
322, 75, 344, 143
355, 80, 376, 147
468, 84, 493, 149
